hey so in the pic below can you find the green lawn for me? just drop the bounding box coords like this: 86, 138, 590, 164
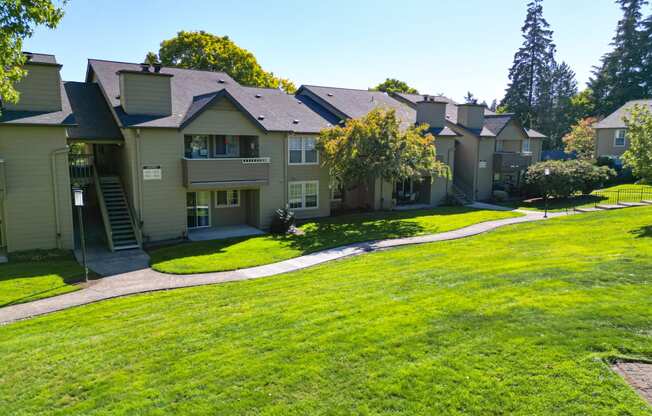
0, 251, 85, 307
1, 207, 651, 414
149, 207, 522, 274
500, 183, 652, 212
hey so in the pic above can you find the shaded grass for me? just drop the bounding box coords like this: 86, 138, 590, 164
0, 251, 85, 307
148, 207, 522, 274
1, 208, 651, 414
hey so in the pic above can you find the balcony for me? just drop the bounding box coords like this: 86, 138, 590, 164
493, 152, 532, 173
182, 157, 271, 190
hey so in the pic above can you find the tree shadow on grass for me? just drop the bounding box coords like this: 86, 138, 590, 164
0, 261, 85, 307
630, 226, 652, 239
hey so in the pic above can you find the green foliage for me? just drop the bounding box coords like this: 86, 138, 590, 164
622, 104, 652, 181
318, 108, 449, 197
269, 208, 296, 235
0, 0, 65, 106
149, 207, 519, 274
589, 0, 650, 115
568, 89, 597, 121
143, 51, 159, 65
372, 78, 418, 94
525, 160, 615, 198
155, 31, 296, 93
562, 117, 598, 160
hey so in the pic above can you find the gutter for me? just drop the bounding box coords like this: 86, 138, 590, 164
50, 146, 69, 249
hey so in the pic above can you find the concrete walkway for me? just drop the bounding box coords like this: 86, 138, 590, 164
0, 208, 566, 325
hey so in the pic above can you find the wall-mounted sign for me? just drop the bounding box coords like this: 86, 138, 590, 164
143, 166, 162, 181
479, 160, 488, 169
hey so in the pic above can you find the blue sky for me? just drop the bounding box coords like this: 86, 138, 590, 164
25, 0, 625, 102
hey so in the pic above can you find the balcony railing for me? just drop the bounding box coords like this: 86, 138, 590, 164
493, 152, 532, 173
182, 157, 271, 189
69, 154, 95, 186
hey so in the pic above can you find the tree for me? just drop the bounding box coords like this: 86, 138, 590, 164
544, 61, 578, 148
642, 13, 652, 95
0, 0, 65, 107
144, 51, 159, 65
589, 0, 648, 116
372, 78, 418, 94
622, 104, 652, 182
501, 0, 556, 129
150, 31, 296, 93
464, 91, 478, 104
562, 117, 598, 160
489, 99, 498, 112
568, 89, 597, 122
317, 108, 449, 209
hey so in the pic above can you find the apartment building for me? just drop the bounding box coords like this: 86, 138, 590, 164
594, 99, 652, 164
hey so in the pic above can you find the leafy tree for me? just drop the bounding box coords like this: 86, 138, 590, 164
317, 108, 449, 209
372, 78, 418, 94
562, 117, 598, 160
589, 0, 648, 115
501, 0, 556, 129
150, 31, 296, 93
144, 51, 159, 65
525, 160, 614, 198
568, 89, 597, 122
622, 104, 652, 182
0, 0, 65, 107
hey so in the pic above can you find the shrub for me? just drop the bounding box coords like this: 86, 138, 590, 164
525, 160, 615, 199
269, 208, 296, 235
492, 190, 509, 202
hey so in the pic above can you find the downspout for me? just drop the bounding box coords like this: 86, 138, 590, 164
0, 159, 6, 249
284, 132, 290, 208
135, 129, 144, 233
50, 146, 69, 249
446, 146, 454, 198
474, 138, 480, 201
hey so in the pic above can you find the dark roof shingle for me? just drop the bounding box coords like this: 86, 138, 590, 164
64, 82, 122, 140
594, 99, 652, 129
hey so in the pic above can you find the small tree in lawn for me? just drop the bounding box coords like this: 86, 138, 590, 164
622, 104, 652, 183
562, 117, 598, 160
317, 108, 449, 209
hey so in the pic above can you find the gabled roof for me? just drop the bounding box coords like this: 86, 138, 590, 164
392, 92, 497, 124
483, 114, 514, 136
87, 59, 331, 133
0, 81, 75, 126
64, 82, 123, 141
594, 99, 652, 129
526, 129, 546, 139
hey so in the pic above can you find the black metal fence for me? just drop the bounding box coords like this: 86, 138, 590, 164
590, 188, 652, 207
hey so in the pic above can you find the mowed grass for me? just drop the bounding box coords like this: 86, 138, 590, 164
149, 206, 522, 274
1, 208, 652, 415
0, 251, 85, 307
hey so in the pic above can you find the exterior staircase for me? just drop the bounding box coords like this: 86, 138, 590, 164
451, 184, 473, 205
98, 176, 141, 251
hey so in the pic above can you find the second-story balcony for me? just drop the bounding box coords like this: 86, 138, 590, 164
493, 152, 532, 173
182, 157, 271, 190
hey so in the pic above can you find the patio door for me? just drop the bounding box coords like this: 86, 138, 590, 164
187, 192, 210, 229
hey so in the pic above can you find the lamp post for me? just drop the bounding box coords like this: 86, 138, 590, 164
73, 188, 89, 282
543, 167, 550, 219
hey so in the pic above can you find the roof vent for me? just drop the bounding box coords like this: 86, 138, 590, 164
255, 94, 262, 98
258, 115, 265, 120
218, 79, 226, 84
293, 119, 299, 124
153, 63, 162, 73
140, 63, 150, 72
24, 52, 33, 61
327, 93, 334, 97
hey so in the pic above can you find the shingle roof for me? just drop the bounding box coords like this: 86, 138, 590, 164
0, 81, 75, 126
484, 114, 514, 136
88, 59, 331, 133
23, 52, 59, 66
594, 99, 652, 129
64, 82, 123, 140
526, 129, 546, 139
392, 92, 497, 124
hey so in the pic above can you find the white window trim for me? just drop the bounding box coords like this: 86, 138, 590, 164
214, 135, 240, 158
288, 180, 319, 210
187, 191, 211, 229
613, 130, 626, 147
215, 190, 240, 209
522, 138, 532, 154
288, 136, 319, 165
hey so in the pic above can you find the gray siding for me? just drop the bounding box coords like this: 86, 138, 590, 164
596, 128, 628, 158
120, 72, 171, 116
4, 64, 62, 112
0, 126, 73, 252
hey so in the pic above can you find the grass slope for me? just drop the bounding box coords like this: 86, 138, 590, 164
1, 208, 651, 414
149, 207, 521, 274
0, 252, 85, 307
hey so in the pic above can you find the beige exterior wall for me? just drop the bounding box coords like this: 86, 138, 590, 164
119, 72, 172, 116
530, 139, 543, 162
0, 126, 73, 252
450, 126, 479, 196
4, 64, 62, 112
430, 137, 455, 205
457, 106, 484, 130
286, 138, 332, 221
596, 128, 628, 158
476, 138, 496, 200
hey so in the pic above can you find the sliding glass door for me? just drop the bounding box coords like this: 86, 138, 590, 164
187, 192, 210, 229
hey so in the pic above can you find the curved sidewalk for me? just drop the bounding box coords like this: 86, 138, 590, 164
0, 209, 564, 325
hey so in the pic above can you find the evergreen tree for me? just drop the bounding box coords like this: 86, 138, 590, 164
589, 0, 648, 115
642, 12, 652, 95
489, 99, 498, 112
548, 62, 578, 148
501, 0, 556, 129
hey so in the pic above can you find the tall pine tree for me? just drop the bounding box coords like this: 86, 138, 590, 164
642, 12, 652, 95
502, 0, 556, 129
589, 0, 648, 115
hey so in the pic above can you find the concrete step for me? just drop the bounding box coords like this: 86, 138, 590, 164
114, 244, 140, 251
642, 200, 652, 205
595, 204, 624, 210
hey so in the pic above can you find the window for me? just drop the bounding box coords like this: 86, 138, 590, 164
288, 181, 319, 209
187, 192, 210, 228
614, 130, 626, 147
215, 135, 240, 157
215, 190, 240, 208
331, 179, 343, 201
288, 137, 318, 165
184, 135, 210, 159
496, 140, 504, 152
522, 139, 531, 154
